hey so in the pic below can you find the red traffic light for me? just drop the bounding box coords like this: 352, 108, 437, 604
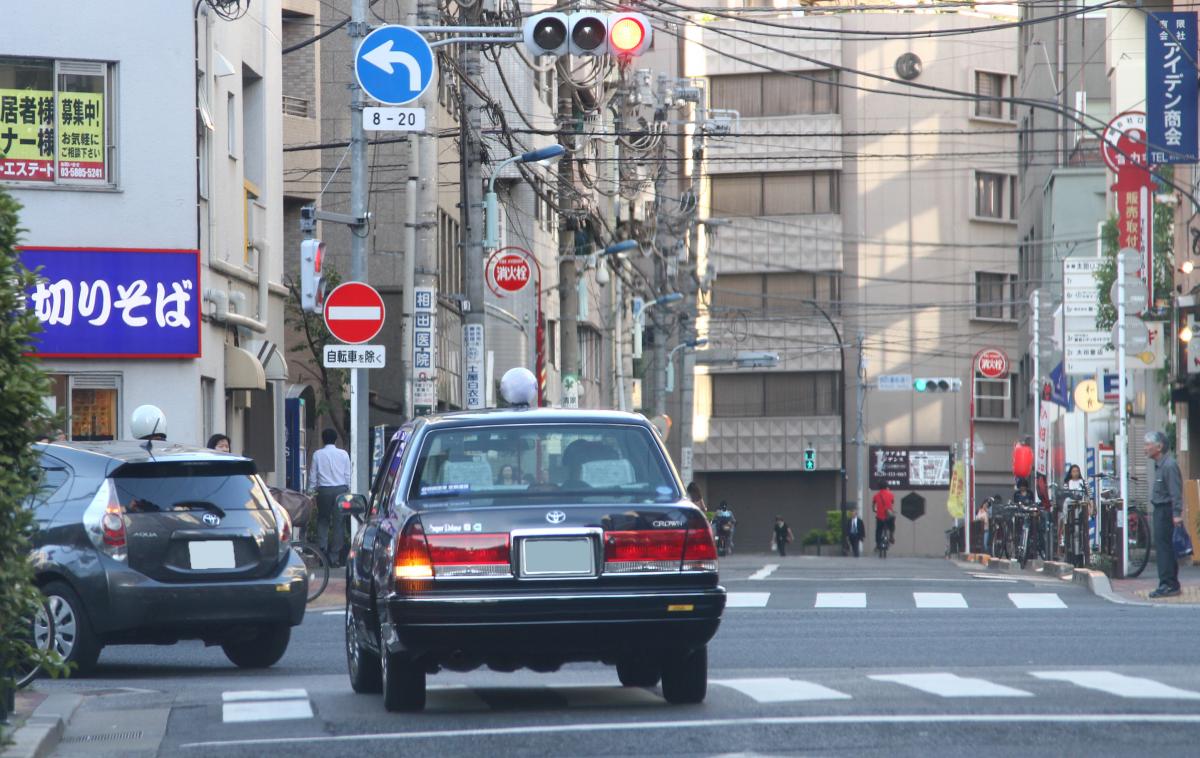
610, 16, 645, 54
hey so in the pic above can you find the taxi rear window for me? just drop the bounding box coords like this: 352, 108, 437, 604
408, 424, 679, 503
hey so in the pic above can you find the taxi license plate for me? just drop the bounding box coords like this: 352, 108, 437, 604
520, 537, 594, 577
189, 540, 236, 570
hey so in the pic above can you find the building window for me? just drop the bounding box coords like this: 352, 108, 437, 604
579, 325, 602, 383
710, 371, 841, 417
47, 373, 123, 441
437, 208, 462, 298
974, 271, 1017, 321
710, 171, 839, 217
709, 70, 839, 117
974, 71, 1015, 120
975, 374, 1016, 421
710, 272, 841, 315
0, 57, 116, 186
974, 171, 1015, 220
227, 92, 237, 157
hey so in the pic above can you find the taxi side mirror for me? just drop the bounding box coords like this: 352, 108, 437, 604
338, 493, 367, 516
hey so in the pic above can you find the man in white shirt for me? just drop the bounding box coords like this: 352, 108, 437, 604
310, 428, 351, 565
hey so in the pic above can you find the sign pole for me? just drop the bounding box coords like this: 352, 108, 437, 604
349, 0, 370, 494
1118, 249, 1129, 578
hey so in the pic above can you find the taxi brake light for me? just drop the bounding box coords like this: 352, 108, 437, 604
682, 526, 718, 571
604, 530, 686, 573
394, 520, 434, 579
426, 533, 510, 566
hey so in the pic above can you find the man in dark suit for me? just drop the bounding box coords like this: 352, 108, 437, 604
846, 507, 867, 557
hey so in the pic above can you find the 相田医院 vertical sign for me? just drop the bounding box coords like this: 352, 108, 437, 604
1146, 12, 1199, 164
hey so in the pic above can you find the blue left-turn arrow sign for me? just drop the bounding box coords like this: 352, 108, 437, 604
355, 25, 435, 105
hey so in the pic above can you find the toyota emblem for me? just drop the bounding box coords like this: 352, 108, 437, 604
545, 510, 567, 525
202, 512, 221, 527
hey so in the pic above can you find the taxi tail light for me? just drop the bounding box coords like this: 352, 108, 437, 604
426, 533, 512, 578
82, 479, 127, 562
682, 524, 719, 572
394, 519, 435, 580
604, 529, 686, 573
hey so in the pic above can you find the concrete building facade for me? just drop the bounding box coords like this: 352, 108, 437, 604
4, 0, 290, 483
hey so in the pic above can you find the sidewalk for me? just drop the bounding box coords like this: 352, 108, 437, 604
962, 552, 1200, 605
1110, 560, 1200, 604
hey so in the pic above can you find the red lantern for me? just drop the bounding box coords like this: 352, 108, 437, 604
1012, 442, 1033, 479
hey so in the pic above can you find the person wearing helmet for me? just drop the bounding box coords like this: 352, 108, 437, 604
130, 405, 168, 441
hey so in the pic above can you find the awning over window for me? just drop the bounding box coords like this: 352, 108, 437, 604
225, 344, 265, 390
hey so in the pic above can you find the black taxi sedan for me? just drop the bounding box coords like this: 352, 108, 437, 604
341, 407, 726, 711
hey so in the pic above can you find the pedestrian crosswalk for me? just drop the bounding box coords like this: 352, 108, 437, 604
726, 590, 1073, 610
215, 670, 1200, 721
221, 688, 314, 723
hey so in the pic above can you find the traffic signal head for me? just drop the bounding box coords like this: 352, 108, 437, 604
523, 12, 568, 57
913, 377, 962, 392
300, 239, 325, 314
523, 12, 652, 58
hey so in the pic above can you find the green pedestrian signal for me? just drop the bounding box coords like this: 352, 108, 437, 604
803, 448, 816, 471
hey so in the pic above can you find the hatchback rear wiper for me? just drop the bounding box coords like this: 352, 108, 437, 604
170, 501, 227, 518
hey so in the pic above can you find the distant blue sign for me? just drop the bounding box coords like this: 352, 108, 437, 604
354, 25, 435, 105
19, 247, 201, 358
1146, 12, 1199, 164
1086, 447, 1096, 480
1047, 361, 1071, 409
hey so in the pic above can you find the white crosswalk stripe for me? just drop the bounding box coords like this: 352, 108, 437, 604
815, 592, 867, 608
1030, 671, 1200, 699
870, 673, 1032, 698
222, 689, 313, 723
1008, 593, 1066, 609
748, 564, 779, 580
913, 592, 968, 608
714, 678, 852, 703
726, 592, 771, 608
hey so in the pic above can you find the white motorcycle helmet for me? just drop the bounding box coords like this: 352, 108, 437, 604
130, 404, 168, 440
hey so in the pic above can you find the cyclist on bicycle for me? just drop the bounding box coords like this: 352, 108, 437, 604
712, 501, 736, 554
873, 485, 896, 551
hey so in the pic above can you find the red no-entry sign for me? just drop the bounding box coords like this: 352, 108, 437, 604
323, 282, 385, 344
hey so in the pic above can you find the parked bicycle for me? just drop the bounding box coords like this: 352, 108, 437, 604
294, 526, 330, 603
990, 500, 1017, 560
1061, 488, 1091, 568
1098, 490, 1152, 578
1012, 501, 1043, 568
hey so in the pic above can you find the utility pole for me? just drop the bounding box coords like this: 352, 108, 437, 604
460, 2, 486, 409
679, 82, 705, 485
651, 74, 670, 418
412, 0, 439, 414
855, 330, 866, 513
558, 63, 580, 407
349, 0, 370, 493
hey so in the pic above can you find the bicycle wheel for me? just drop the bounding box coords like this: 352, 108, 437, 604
296, 544, 330, 602
991, 522, 1007, 558
1016, 520, 1030, 568
1125, 508, 1152, 578
13, 598, 54, 688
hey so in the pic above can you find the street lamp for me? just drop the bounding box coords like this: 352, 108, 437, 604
804, 298, 849, 555
633, 292, 683, 359
484, 144, 566, 251
665, 338, 708, 392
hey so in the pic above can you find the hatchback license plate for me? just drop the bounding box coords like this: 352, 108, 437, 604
521, 537, 594, 576
189, 540, 236, 570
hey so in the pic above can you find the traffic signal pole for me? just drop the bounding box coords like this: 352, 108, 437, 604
558, 66, 580, 405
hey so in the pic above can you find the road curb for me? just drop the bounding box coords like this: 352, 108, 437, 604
0, 693, 83, 758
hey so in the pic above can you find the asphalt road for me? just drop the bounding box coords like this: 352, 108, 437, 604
34, 555, 1200, 757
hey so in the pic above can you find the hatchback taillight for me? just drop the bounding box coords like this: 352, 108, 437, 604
82, 479, 127, 561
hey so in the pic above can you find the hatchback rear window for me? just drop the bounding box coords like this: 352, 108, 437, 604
111, 461, 269, 513
409, 423, 679, 504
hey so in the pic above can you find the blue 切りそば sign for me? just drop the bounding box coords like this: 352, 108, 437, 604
1146, 12, 1199, 164
19, 247, 201, 358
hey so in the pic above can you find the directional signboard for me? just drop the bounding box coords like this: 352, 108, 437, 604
355, 25, 435, 105
324, 282, 386, 344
